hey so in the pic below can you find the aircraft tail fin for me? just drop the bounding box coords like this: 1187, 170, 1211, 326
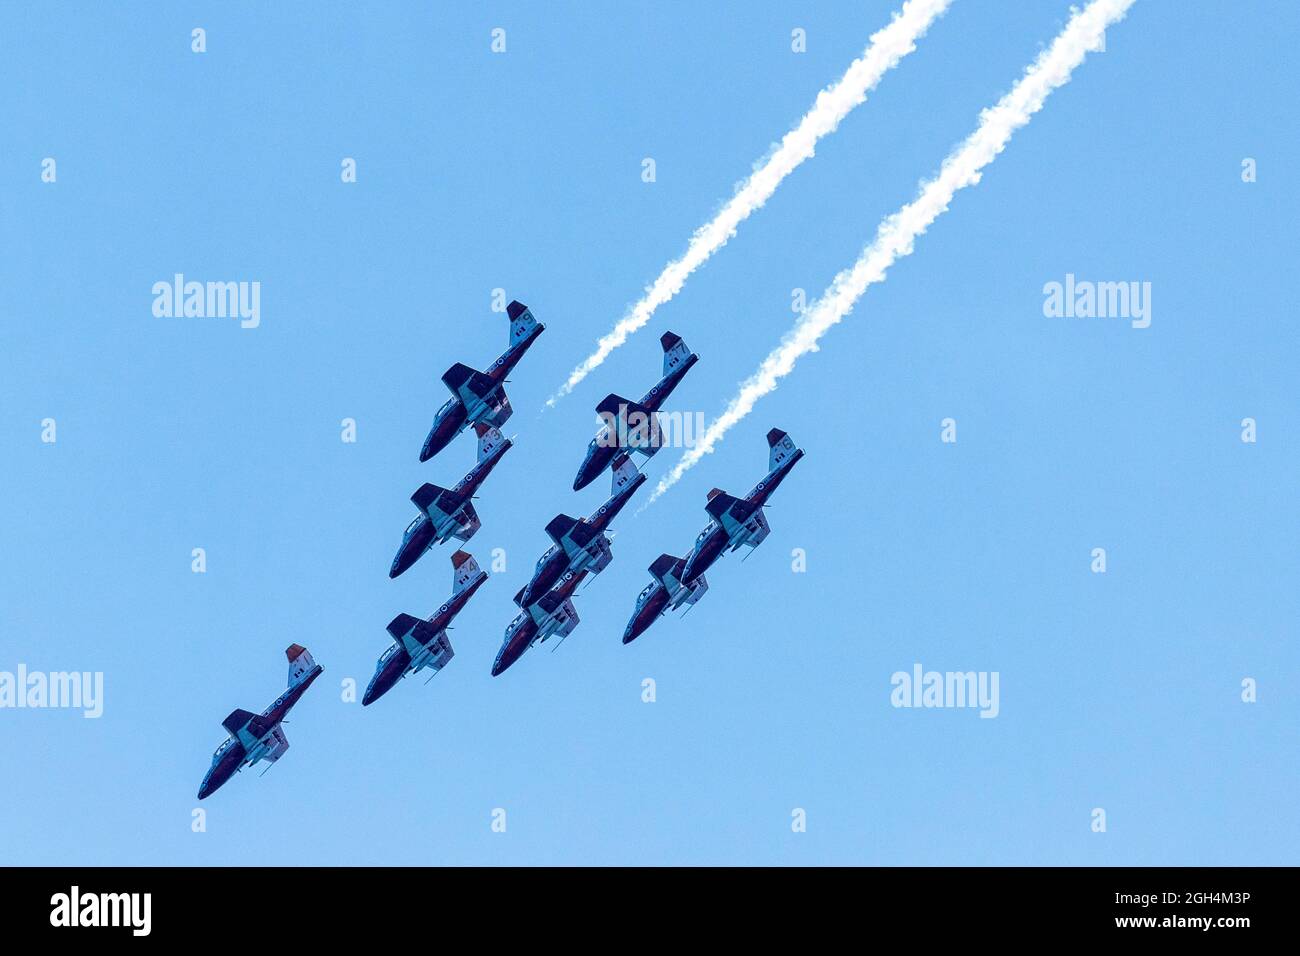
507, 300, 538, 345
610, 452, 640, 495
767, 428, 797, 472
660, 331, 692, 377
286, 644, 317, 686
474, 423, 508, 462
451, 550, 483, 594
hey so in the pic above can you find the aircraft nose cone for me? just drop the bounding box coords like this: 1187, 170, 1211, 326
623, 613, 651, 644
573, 452, 605, 491
390, 547, 411, 579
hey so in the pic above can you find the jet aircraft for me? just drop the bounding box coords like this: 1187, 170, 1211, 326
573, 331, 698, 490
622, 552, 710, 644
491, 569, 588, 677
420, 300, 544, 462
680, 428, 805, 584
512, 453, 645, 609
364, 551, 488, 706
390, 424, 511, 578
197, 644, 323, 799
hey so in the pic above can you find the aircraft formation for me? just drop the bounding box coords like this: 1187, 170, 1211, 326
198, 300, 805, 798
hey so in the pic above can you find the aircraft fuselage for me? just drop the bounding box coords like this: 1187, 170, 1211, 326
420, 323, 543, 462
682, 448, 805, 582
573, 354, 697, 490
492, 571, 586, 676
197, 664, 322, 799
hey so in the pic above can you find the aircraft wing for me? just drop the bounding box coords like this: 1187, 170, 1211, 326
648, 553, 688, 593
452, 501, 481, 541
536, 592, 580, 639
545, 515, 610, 569
595, 393, 661, 449
442, 363, 498, 409
221, 708, 258, 736
425, 630, 455, 670
481, 390, 513, 429
705, 491, 760, 541
261, 724, 290, 763
732, 508, 771, 550
386, 613, 423, 641
411, 483, 462, 523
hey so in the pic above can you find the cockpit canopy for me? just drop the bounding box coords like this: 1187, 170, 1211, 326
212, 737, 237, 759
405, 515, 425, 537
635, 581, 658, 608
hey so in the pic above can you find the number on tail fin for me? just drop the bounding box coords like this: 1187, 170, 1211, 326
661, 332, 691, 377
451, 550, 483, 594
507, 300, 538, 345
767, 428, 797, 472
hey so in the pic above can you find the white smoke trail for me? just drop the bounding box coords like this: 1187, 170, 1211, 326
549, 0, 955, 405
648, 0, 1136, 504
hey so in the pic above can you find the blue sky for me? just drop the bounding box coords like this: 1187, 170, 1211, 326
2, 1, 1296, 865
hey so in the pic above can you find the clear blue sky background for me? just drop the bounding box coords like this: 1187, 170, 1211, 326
2, 1, 1296, 865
